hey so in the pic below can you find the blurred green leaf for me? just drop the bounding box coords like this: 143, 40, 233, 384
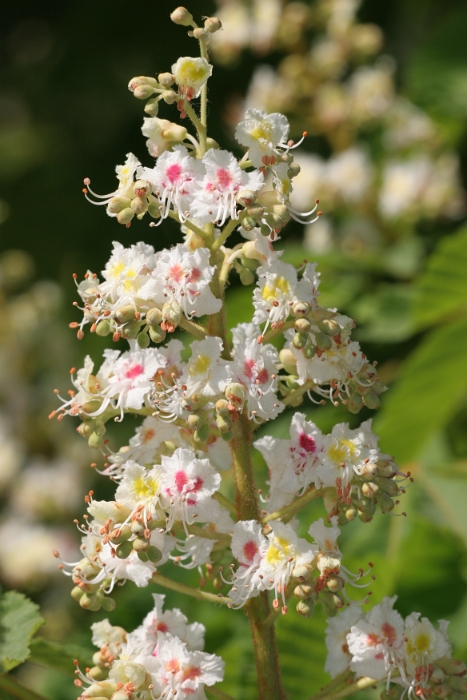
375, 316, 467, 462
414, 227, 467, 329
0, 592, 44, 674
28, 638, 91, 677
354, 284, 415, 342
0, 673, 48, 700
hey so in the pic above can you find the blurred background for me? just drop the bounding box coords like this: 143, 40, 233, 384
1, 0, 466, 698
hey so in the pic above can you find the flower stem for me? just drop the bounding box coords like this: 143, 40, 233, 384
308, 676, 379, 700
168, 210, 210, 241
281, 379, 317, 406
178, 316, 206, 339
213, 491, 237, 515
212, 217, 242, 253
309, 671, 353, 700
262, 487, 319, 524
151, 572, 232, 606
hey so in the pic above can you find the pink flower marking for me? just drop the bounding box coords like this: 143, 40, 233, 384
243, 540, 259, 562
299, 432, 316, 453
216, 167, 233, 189
166, 163, 182, 184
125, 364, 144, 380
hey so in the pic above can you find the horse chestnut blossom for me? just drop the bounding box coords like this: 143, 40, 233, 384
50, 11, 463, 700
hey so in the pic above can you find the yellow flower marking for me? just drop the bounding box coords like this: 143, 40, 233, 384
109, 261, 126, 279
266, 536, 291, 565
133, 476, 158, 499
251, 123, 272, 141
328, 438, 357, 465
262, 276, 290, 302
190, 354, 211, 376
407, 632, 431, 657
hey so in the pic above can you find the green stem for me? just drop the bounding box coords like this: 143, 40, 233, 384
168, 210, 210, 241
198, 35, 208, 157
262, 319, 295, 344
230, 414, 286, 700
309, 671, 353, 700
151, 572, 231, 606
281, 379, 317, 407
179, 316, 206, 339
0, 675, 48, 700
308, 675, 379, 700
212, 218, 242, 253
184, 101, 206, 150
213, 491, 237, 515
262, 487, 319, 524
150, 519, 231, 543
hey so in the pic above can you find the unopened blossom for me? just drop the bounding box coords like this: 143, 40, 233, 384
140, 244, 222, 318
172, 56, 213, 99
142, 116, 187, 158
142, 145, 204, 222
235, 108, 290, 167
230, 322, 284, 421
253, 260, 319, 329
324, 606, 364, 678
347, 595, 405, 681
190, 149, 264, 226
254, 412, 323, 511
239, 226, 283, 267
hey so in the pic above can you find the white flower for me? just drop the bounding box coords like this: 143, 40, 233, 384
183, 337, 231, 397
172, 56, 213, 99
254, 413, 323, 512
141, 244, 222, 318
253, 261, 319, 330
84, 153, 141, 211
190, 149, 263, 226
258, 521, 318, 606
100, 240, 158, 304
347, 596, 405, 681
115, 461, 163, 518
229, 520, 268, 608
138, 594, 205, 653
325, 147, 373, 204
141, 117, 187, 158
230, 323, 284, 421
325, 606, 364, 678
404, 613, 451, 675
235, 108, 290, 167
142, 145, 204, 222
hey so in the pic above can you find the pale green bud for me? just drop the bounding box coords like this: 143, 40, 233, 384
314, 332, 332, 351
292, 301, 311, 317
436, 659, 467, 676
116, 208, 135, 225
162, 90, 177, 104
115, 304, 136, 324
239, 267, 255, 286
133, 84, 156, 100
215, 399, 230, 415
318, 318, 341, 336
292, 332, 308, 349
374, 477, 399, 497
294, 584, 312, 599
216, 414, 232, 434
186, 413, 203, 430
130, 197, 148, 216
296, 599, 314, 617
225, 382, 246, 406
133, 180, 151, 198
240, 216, 257, 232
279, 348, 297, 374
361, 481, 379, 498
147, 546, 162, 563
137, 331, 150, 348
121, 320, 142, 339
194, 423, 210, 443
88, 432, 103, 449
326, 574, 343, 592
206, 137, 220, 150
204, 16, 222, 33
144, 97, 159, 116
162, 300, 182, 327
116, 541, 133, 559
193, 28, 207, 39
109, 525, 132, 544
288, 161, 301, 177
88, 666, 108, 681
76, 419, 95, 438
363, 390, 381, 410
170, 7, 194, 26
162, 123, 187, 142
294, 318, 311, 333
133, 537, 149, 552
376, 492, 394, 514
100, 596, 116, 612
303, 344, 316, 360
158, 72, 175, 87
146, 307, 163, 327
448, 677, 467, 694
347, 392, 363, 414
431, 668, 447, 685
107, 196, 131, 214
149, 326, 167, 344
71, 586, 85, 601
95, 320, 112, 337
236, 190, 257, 207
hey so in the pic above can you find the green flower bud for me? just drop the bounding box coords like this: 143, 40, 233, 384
447, 677, 467, 694
345, 506, 357, 522
296, 599, 314, 617
374, 478, 399, 497
186, 413, 203, 430
130, 521, 145, 536
71, 585, 85, 601
194, 423, 210, 443
204, 16, 222, 33
100, 596, 116, 612
376, 492, 395, 514
294, 318, 311, 333
318, 318, 341, 336
133, 537, 149, 552
76, 419, 95, 438
363, 390, 381, 410
220, 430, 233, 441
107, 196, 131, 214
347, 392, 364, 414
88, 666, 108, 681
292, 301, 311, 317
145, 307, 163, 327
360, 462, 379, 480
116, 540, 134, 559
326, 575, 343, 592
292, 564, 312, 581
109, 525, 132, 544
321, 590, 345, 611
432, 684, 452, 699
88, 432, 103, 449
431, 668, 447, 685
80, 592, 100, 611
206, 137, 220, 150
236, 190, 257, 207
292, 332, 308, 349
357, 496, 376, 516
116, 208, 135, 225
314, 332, 332, 351
288, 161, 301, 178
115, 304, 136, 324
303, 344, 316, 360
240, 216, 257, 232
170, 7, 194, 26
121, 320, 142, 339
147, 195, 161, 218
436, 659, 467, 676
95, 320, 112, 337
215, 399, 230, 415
137, 331, 150, 348
144, 97, 160, 117
137, 551, 149, 562
239, 267, 255, 285
216, 414, 232, 433
81, 398, 102, 413
279, 348, 297, 374
225, 382, 246, 406
162, 123, 187, 142
133, 178, 151, 197
147, 546, 162, 563
162, 300, 182, 327
294, 584, 313, 599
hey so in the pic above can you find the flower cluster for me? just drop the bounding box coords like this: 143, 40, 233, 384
74, 594, 224, 700
325, 596, 467, 700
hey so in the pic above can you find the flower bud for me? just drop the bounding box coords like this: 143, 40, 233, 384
239, 267, 255, 286
216, 414, 232, 434
144, 98, 159, 117
107, 196, 131, 214
204, 16, 222, 33
326, 574, 343, 592
116, 208, 135, 225
314, 332, 332, 351
137, 331, 150, 348
360, 462, 379, 480
432, 684, 452, 699
158, 72, 175, 87
162, 90, 177, 104
294, 584, 312, 599
133, 84, 156, 100
363, 390, 381, 410
376, 492, 394, 514
193, 27, 207, 39
187, 413, 203, 430
236, 190, 257, 207
100, 596, 116, 612
357, 497, 376, 516
431, 668, 447, 685
146, 307, 163, 327
147, 545, 162, 563
288, 161, 301, 178
133, 180, 151, 198
240, 216, 257, 232
149, 326, 167, 344
303, 344, 316, 360
347, 392, 364, 414
225, 382, 246, 407
194, 423, 210, 443
71, 585, 85, 601
88, 666, 108, 681
76, 419, 96, 438
375, 478, 399, 497
279, 348, 297, 374
109, 525, 132, 544
170, 7, 194, 26
131, 521, 145, 536
220, 430, 233, 442
130, 196, 148, 217
436, 659, 467, 676
318, 318, 341, 336
116, 541, 134, 559
206, 137, 220, 150
115, 304, 136, 324
292, 332, 308, 349
321, 590, 345, 611
133, 537, 149, 552
292, 301, 311, 317
216, 399, 230, 415
294, 318, 311, 333
95, 320, 112, 337
296, 599, 314, 617
121, 320, 142, 339
162, 123, 188, 142
80, 592, 100, 611
88, 432, 103, 449
361, 481, 379, 498
292, 564, 312, 581
162, 300, 182, 327
447, 677, 467, 694
345, 506, 357, 522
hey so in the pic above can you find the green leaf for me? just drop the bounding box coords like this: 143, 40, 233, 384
374, 316, 467, 463
0, 592, 45, 674
414, 227, 467, 329
0, 673, 49, 700
28, 638, 92, 677
353, 284, 415, 343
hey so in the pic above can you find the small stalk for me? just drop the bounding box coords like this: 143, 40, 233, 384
308, 675, 379, 700
262, 487, 319, 524
151, 572, 232, 606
